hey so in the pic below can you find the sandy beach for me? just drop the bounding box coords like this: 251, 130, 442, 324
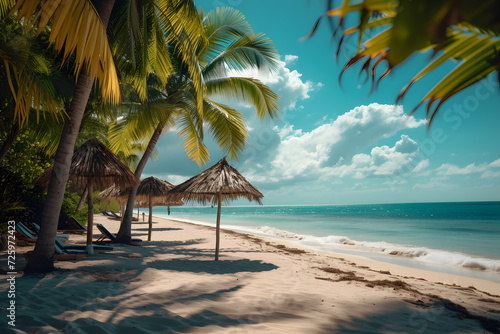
2, 214, 500, 333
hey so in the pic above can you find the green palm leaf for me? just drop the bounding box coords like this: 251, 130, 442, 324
11, 0, 120, 103
203, 99, 248, 160
315, 0, 500, 125
205, 76, 279, 120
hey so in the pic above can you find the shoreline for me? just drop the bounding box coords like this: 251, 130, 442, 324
165, 215, 500, 294
2, 214, 500, 333
153, 213, 500, 284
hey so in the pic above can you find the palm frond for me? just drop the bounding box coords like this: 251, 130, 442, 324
418, 37, 500, 124
111, 0, 173, 101
0, 0, 14, 19
203, 33, 279, 80
11, 0, 120, 103
175, 98, 209, 166
322, 0, 500, 125
205, 76, 279, 119
156, 0, 206, 114
203, 99, 247, 160
199, 7, 253, 62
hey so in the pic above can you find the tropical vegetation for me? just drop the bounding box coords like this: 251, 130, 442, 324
111, 7, 279, 243
309, 0, 500, 125
0, 1, 279, 272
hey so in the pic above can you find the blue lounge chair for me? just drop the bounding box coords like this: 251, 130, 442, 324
31, 223, 114, 252
69, 217, 87, 230
15, 222, 37, 242
17, 222, 86, 257
96, 224, 142, 243
109, 211, 121, 219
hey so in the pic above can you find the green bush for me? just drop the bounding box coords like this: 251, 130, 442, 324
62, 189, 121, 226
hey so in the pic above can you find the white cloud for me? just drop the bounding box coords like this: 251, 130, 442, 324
243, 103, 426, 185
413, 159, 430, 173
227, 56, 320, 111
433, 159, 500, 179
489, 159, 500, 168
435, 163, 482, 175
324, 135, 422, 179
413, 181, 454, 190
270, 104, 425, 178
284, 54, 298, 64
481, 171, 500, 178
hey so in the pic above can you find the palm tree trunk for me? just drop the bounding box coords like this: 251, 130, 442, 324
0, 123, 20, 162
24, 0, 116, 274
115, 122, 164, 243
24, 71, 93, 273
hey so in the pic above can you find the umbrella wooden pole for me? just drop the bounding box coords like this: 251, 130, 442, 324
86, 181, 94, 255
148, 193, 153, 241
215, 191, 222, 261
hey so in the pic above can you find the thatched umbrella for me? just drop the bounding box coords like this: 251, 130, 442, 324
100, 182, 183, 225
135, 177, 183, 241
99, 183, 128, 215
167, 157, 263, 260
37, 138, 139, 254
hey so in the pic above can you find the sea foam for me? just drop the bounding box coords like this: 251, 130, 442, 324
250, 225, 500, 273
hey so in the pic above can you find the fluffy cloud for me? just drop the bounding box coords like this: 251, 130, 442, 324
324, 135, 422, 179
243, 103, 426, 185
284, 54, 298, 64
268, 103, 426, 179
227, 54, 320, 111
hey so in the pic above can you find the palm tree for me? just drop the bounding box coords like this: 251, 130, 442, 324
111, 7, 280, 243
7, 0, 203, 273
0, 14, 67, 161
309, 0, 500, 125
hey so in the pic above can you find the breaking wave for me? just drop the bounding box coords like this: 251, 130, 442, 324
252, 226, 500, 273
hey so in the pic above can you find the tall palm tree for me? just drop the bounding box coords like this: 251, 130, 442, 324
7, 0, 203, 273
309, 0, 500, 125
111, 7, 280, 243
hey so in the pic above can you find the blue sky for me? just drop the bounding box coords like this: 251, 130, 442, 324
143, 0, 500, 205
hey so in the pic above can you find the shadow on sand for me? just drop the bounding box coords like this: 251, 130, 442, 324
149, 258, 278, 274
8, 235, 286, 334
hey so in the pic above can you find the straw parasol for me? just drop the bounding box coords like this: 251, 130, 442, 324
98, 183, 127, 203
135, 176, 183, 241
167, 157, 263, 260
37, 138, 139, 254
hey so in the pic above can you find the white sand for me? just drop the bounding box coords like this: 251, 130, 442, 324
2, 214, 500, 333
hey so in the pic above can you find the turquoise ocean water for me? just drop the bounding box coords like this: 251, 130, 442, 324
143, 201, 500, 281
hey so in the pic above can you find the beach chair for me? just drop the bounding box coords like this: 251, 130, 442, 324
107, 211, 139, 221
31, 223, 114, 252
102, 211, 112, 217
58, 217, 87, 234
96, 224, 142, 243
15, 222, 38, 242
109, 211, 121, 219
16, 222, 87, 260
69, 217, 87, 230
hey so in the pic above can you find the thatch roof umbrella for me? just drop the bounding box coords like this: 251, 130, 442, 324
37, 138, 139, 254
99, 183, 128, 215
167, 157, 263, 260
135, 177, 183, 241
99, 183, 127, 203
